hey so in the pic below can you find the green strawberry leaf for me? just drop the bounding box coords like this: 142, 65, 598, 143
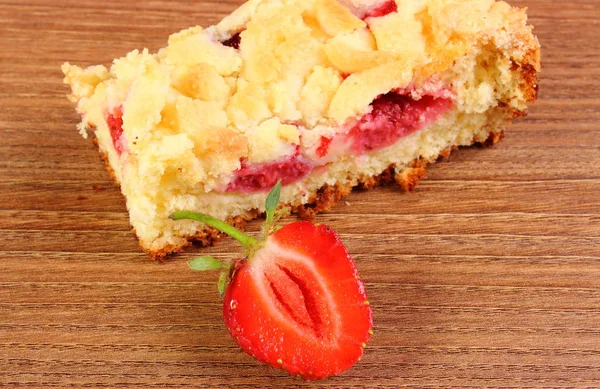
217, 271, 228, 297
188, 256, 224, 271
265, 180, 282, 228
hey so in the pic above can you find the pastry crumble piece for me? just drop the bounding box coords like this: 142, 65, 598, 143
62, 0, 540, 257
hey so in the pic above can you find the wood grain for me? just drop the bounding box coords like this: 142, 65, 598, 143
1, 0, 600, 387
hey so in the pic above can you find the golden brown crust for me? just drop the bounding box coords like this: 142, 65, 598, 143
395, 166, 428, 192
500, 49, 538, 120
482, 130, 505, 147
294, 183, 353, 221
514, 48, 540, 104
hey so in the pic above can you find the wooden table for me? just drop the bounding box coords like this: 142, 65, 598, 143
2, 0, 599, 387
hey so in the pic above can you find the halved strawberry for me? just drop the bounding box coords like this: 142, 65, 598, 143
170, 182, 372, 380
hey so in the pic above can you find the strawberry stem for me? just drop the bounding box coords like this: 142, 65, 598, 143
170, 211, 258, 248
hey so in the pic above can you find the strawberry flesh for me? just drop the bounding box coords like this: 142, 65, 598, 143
223, 221, 372, 379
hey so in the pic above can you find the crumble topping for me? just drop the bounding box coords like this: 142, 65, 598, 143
63, 0, 535, 192
246, 117, 300, 164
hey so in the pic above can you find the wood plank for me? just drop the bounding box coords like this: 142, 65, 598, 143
1, 0, 599, 387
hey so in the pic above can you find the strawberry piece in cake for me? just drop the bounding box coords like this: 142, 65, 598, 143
62, 0, 540, 257
362, 0, 397, 19
347, 92, 454, 154
106, 108, 125, 156
227, 152, 314, 193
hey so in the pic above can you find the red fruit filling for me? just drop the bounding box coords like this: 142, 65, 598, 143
316, 136, 332, 158
222, 32, 242, 49
348, 92, 453, 154
225, 90, 452, 193
363, 0, 397, 19
226, 151, 313, 193
106, 107, 125, 156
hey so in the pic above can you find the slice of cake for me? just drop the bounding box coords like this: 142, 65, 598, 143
62, 0, 540, 258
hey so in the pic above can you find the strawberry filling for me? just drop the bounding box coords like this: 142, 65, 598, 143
316, 136, 332, 158
363, 0, 398, 19
347, 92, 453, 154
106, 107, 125, 156
225, 89, 452, 193
226, 152, 313, 193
